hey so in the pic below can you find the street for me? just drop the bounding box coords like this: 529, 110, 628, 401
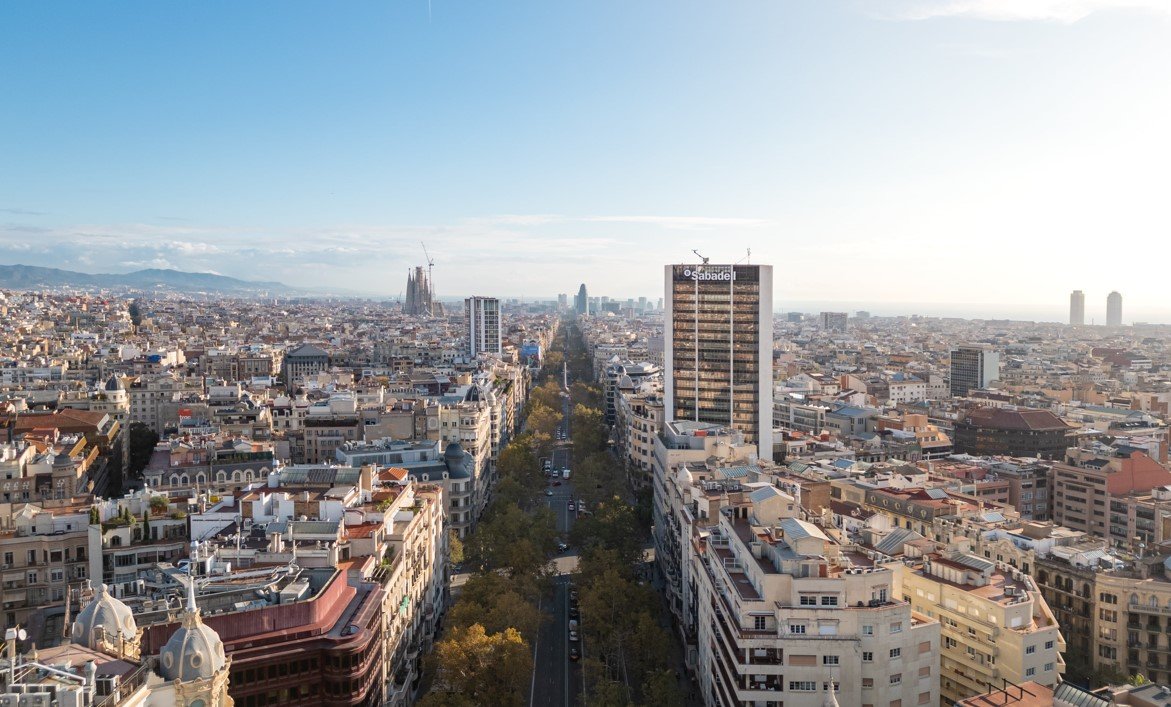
530, 378, 584, 706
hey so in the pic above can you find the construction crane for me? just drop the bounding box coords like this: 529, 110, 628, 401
692, 249, 709, 265
421, 241, 436, 317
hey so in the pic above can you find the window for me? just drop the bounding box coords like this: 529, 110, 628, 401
1045, 640, 1054, 650
1026, 645, 1036, 655
890, 622, 903, 634
863, 651, 873, 662
862, 678, 874, 688
821, 596, 838, 606
800, 595, 817, 606
789, 681, 816, 692
890, 674, 902, 685
789, 624, 806, 634
823, 655, 839, 665
1044, 662, 1054, 672
862, 624, 874, 636
1025, 667, 1036, 677
889, 648, 901, 659
2, 553, 11, 566
754, 616, 768, 631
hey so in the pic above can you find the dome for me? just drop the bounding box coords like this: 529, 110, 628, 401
158, 582, 227, 683
444, 442, 465, 461
104, 375, 124, 392
72, 584, 137, 649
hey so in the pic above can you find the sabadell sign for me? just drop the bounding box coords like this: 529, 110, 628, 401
678, 267, 735, 281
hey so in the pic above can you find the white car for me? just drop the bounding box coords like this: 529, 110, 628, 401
545, 489, 554, 497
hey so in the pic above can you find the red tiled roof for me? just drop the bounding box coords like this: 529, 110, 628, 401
963, 407, 1069, 431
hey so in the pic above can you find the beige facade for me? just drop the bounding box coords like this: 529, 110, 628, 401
898, 552, 1065, 704
693, 487, 940, 707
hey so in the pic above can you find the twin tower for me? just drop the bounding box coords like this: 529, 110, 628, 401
1070, 289, 1122, 326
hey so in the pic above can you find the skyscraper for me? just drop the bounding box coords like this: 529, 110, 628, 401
575, 283, 589, 315
464, 296, 501, 357
950, 345, 1000, 397
663, 262, 773, 454
1069, 290, 1085, 326
1107, 291, 1122, 326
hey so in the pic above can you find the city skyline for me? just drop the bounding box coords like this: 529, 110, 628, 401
2, 1, 1170, 319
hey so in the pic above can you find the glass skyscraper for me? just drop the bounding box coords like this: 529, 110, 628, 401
663, 263, 773, 456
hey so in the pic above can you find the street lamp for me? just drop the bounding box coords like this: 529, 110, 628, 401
5, 626, 27, 686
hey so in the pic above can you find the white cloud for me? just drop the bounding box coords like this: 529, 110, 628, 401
888, 0, 1171, 22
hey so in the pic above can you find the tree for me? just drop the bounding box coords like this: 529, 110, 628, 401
127, 299, 143, 327
125, 422, 159, 477
465, 503, 556, 588
527, 403, 560, 439
142, 509, 151, 539
449, 530, 464, 565
570, 381, 602, 409
448, 573, 542, 640
640, 668, 684, 707
426, 624, 532, 707
571, 498, 643, 568
571, 404, 607, 452
88, 506, 100, 525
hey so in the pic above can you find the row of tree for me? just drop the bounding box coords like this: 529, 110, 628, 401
560, 322, 685, 706
420, 330, 574, 706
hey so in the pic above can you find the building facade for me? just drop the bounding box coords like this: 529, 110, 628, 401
463, 296, 501, 358
664, 263, 773, 453
1071, 290, 1085, 326
950, 345, 1000, 397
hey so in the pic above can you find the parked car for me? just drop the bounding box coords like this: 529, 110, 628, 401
569, 606, 580, 619
557, 541, 569, 552
545, 489, 554, 496
569, 630, 579, 642
553, 480, 562, 486
567, 501, 575, 511
569, 619, 578, 630
569, 646, 580, 661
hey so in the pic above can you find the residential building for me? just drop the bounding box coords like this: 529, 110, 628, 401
819, 311, 848, 332
1051, 448, 1171, 545
898, 551, 1065, 703
464, 296, 501, 358
281, 343, 330, 387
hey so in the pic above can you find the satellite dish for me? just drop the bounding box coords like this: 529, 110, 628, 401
17, 629, 26, 641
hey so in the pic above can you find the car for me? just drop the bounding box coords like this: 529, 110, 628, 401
569, 646, 580, 661
569, 606, 579, 619
553, 480, 562, 486
557, 541, 569, 552
567, 501, 575, 511
569, 630, 579, 642
569, 588, 578, 601
569, 619, 579, 630
545, 489, 554, 496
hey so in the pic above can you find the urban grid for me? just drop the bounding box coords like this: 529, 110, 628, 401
2, 3, 1169, 707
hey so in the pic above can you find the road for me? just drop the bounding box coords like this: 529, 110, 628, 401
531, 373, 585, 707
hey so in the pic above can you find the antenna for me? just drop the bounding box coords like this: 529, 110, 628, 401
421, 242, 436, 317
691, 249, 709, 265
736, 248, 752, 265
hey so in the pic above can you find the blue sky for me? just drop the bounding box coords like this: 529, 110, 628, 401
2, 1, 1169, 321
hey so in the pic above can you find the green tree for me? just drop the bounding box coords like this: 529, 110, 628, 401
425, 624, 532, 707
527, 402, 560, 438
571, 498, 643, 568
142, 509, 151, 539
448, 573, 542, 640
449, 530, 464, 565
640, 668, 684, 707
125, 422, 160, 477
88, 506, 100, 525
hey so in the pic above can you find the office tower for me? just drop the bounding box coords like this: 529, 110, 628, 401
819, 311, 848, 332
663, 262, 773, 453
464, 296, 501, 357
575, 283, 589, 315
1069, 290, 1085, 326
1107, 291, 1122, 326
638, 296, 647, 312
557, 293, 568, 310
949, 345, 1000, 397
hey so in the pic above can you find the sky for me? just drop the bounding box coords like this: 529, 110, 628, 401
1, 1, 1169, 322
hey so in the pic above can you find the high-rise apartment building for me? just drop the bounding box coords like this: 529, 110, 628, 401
819, 311, 848, 332
1070, 290, 1085, 326
1107, 290, 1123, 326
663, 263, 773, 453
464, 296, 501, 357
949, 345, 999, 397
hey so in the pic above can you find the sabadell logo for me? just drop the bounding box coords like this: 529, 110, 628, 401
681, 268, 735, 281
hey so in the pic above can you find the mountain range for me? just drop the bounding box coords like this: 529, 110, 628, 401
0, 264, 294, 295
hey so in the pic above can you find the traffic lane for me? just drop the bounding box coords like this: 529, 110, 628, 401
530, 587, 563, 706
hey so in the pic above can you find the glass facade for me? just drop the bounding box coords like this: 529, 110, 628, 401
667, 264, 767, 445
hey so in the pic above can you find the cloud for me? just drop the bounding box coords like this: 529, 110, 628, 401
0, 207, 46, 216
886, 0, 1171, 22
477, 214, 770, 230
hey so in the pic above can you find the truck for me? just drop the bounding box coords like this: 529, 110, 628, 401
562, 468, 571, 480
